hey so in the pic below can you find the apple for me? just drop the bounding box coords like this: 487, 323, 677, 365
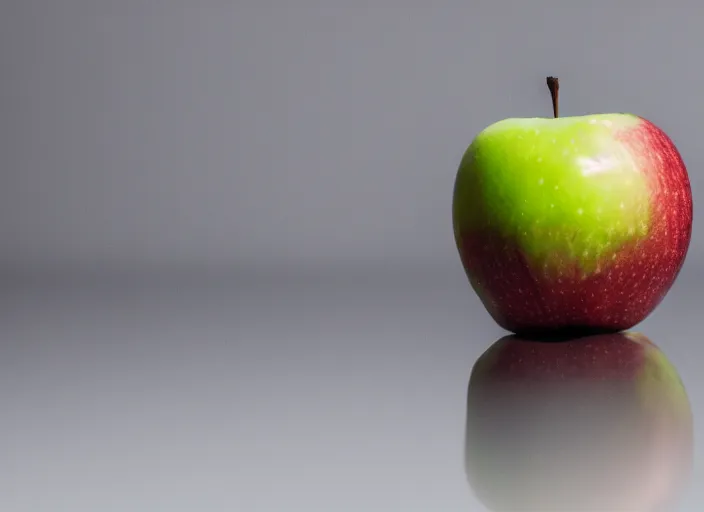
452, 77, 693, 335
464, 331, 693, 512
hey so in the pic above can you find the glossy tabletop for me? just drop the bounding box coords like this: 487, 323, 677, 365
0, 267, 701, 511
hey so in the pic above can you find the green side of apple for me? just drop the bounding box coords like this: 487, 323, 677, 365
453, 113, 651, 275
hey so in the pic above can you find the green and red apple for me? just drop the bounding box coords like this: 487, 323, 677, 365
464, 331, 693, 512
452, 78, 692, 334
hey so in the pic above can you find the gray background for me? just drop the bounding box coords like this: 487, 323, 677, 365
1, 2, 702, 511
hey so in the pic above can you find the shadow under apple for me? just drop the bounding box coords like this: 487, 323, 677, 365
464, 331, 693, 512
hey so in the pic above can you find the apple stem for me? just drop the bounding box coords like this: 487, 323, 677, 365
546, 76, 559, 118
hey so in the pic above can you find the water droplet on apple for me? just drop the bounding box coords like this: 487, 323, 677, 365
538, 178, 544, 185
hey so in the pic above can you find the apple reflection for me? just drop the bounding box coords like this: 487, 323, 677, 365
464, 332, 693, 512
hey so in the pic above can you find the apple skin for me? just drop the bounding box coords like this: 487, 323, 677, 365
464, 332, 693, 512
452, 114, 692, 335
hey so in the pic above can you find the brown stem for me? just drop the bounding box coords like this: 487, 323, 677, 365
546, 76, 559, 118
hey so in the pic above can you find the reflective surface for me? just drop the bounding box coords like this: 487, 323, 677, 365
0, 270, 701, 511
465, 332, 692, 511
